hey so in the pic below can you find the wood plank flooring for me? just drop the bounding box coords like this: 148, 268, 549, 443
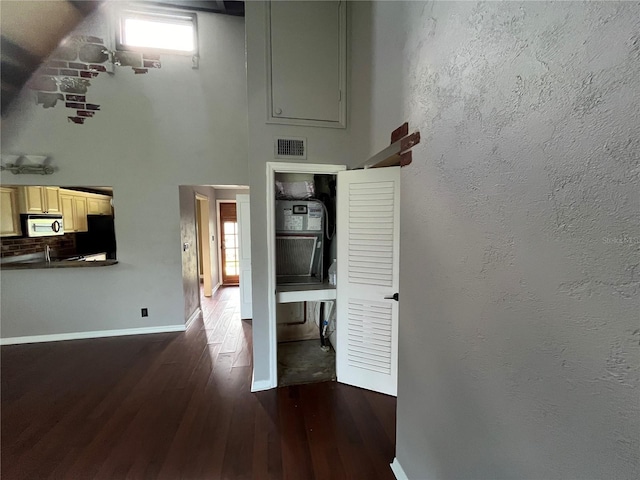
1, 286, 397, 479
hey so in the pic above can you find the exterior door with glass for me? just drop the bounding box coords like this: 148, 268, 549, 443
219, 202, 239, 285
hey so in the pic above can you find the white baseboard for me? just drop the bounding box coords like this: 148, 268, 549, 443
391, 458, 410, 480
0, 324, 186, 346
251, 369, 276, 392
185, 307, 202, 330
212, 282, 221, 295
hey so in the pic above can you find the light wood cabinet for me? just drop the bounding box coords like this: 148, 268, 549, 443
20, 186, 45, 213
17, 186, 61, 214
60, 194, 76, 232
14, 187, 111, 234
86, 196, 112, 216
0, 187, 22, 237
74, 196, 88, 231
43, 186, 61, 213
59, 190, 92, 232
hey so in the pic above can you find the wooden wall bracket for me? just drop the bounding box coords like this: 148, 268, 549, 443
356, 123, 420, 169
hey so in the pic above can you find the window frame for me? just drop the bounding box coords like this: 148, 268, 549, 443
115, 7, 199, 57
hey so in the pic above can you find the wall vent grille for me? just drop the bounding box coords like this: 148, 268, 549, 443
275, 137, 306, 159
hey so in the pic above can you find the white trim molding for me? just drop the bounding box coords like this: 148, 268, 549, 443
264, 162, 347, 390
185, 307, 202, 330
0, 324, 186, 346
390, 458, 410, 480
251, 368, 276, 392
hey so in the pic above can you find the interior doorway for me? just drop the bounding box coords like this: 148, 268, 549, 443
218, 201, 239, 285
266, 162, 345, 390
261, 162, 401, 396
180, 185, 251, 329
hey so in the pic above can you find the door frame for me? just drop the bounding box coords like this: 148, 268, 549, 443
195, 193, 213, 297
216, 199, 238, 286
236, 193, 253, 320
265, 162, 347, 389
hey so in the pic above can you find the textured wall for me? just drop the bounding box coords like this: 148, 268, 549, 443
393, 1, 640, 479
179, 185, 220, 321
178, 186, 199, 321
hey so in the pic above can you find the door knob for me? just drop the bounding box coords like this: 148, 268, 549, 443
384, 293, 399, 301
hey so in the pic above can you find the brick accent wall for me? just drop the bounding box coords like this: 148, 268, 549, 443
1, 234, 77, 258
28, 36, 162, 124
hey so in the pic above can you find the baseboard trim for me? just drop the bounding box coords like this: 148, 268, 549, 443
0, 324, 186, 346
185, 307, 202, 330
212, 282, 221, 295
251, 369, 276, 392
391, 458, 410, 480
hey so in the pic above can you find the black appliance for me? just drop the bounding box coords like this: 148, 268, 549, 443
76, 215, 117, 259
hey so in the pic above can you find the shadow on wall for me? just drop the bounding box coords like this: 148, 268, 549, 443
350, 0, 407, 165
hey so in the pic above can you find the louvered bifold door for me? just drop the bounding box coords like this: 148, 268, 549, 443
336, 167, 400, 396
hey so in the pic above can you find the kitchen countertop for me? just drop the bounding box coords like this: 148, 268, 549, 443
1, 260, 118, 270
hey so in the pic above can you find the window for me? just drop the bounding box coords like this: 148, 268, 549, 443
117, 9, 197, 55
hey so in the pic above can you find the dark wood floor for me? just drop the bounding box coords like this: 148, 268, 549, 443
1, 286, 397, 479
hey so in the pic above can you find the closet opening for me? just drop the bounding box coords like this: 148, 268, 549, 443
274, 172, 338, 386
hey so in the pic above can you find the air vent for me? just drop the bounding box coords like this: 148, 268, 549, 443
275, 137, 306, 159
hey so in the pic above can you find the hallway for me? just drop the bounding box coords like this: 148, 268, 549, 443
1, 287, 397, 479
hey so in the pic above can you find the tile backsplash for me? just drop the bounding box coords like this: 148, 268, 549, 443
0, 234, 77, 258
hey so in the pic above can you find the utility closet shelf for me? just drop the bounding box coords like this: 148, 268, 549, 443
276, 282, 336, 303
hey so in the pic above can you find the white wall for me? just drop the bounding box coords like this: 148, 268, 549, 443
0, 5, 248, 339
203, 186, 221, 289
212, 187, 248, 201
246, 1, 354, 385
349, 1, 405, 165
359, 2, 640, 478
245, 0, 410, 388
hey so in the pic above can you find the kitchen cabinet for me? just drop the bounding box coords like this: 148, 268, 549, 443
60, 194, 76, 232
17, 186, 61, 214
43, 186, 61, 213
60, 192, 89, 233
86, 196, 112, 216
74, 196, 88, 230
19, 186, 44, 213
266, 0, 346, 128
0, 187, 22, 237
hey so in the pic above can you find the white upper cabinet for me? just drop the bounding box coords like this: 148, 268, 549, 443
267, 1, 346, 128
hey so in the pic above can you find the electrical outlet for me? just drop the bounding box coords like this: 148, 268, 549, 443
141, 308, 148, 317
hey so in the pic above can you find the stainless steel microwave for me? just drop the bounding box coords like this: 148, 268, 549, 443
21, 214, 64, 237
